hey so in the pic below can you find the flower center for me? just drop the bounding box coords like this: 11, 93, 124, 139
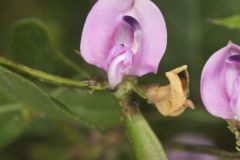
123, 15, 142, 54
104, 15, 142, 88
226, 54, 240, 119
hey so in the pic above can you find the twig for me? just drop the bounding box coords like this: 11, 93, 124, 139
0, 56, 108, 91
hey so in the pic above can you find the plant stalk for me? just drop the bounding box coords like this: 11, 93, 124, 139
122, 100, 168, 160
0, 56, 107, 91
116, 80, 168, 160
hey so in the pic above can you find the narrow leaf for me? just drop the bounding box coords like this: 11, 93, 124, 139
51, 87, 120, 129
211, 15, 240, 29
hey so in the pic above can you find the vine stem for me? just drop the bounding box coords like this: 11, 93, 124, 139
122, 102, 168, 160
0, 103, 22, 114
0, 56, 108, 91
167, 142, 240, 160
116, 80, 168, 160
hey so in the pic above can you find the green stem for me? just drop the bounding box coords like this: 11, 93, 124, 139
0, 56, 108, 91
0, 103, 22, 114
121, 100, 168, 160
115, 79, 167, 160
167, 142, 240, 160
124, 109, 168, 160
133, 85, 147, 99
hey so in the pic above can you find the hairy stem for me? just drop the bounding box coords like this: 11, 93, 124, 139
116, 80, 167, 160
0, 56, 107, 90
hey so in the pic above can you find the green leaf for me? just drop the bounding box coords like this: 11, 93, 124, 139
0, 65, 74, 119
10, 18, 89, 77
0, 104, 28, 149
10, 19, 59, 73
52, 88, 121, 129
0, 65, 120, 129
211, 15, 240, 29
0, 81, 17, 105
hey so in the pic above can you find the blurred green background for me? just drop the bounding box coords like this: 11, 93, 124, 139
0, 0, 240, 159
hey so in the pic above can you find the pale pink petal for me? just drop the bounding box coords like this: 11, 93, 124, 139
226, 54, 240, 118
80, 0, 167, 87
201, 42, 240, 119
80, 0, 134, 68
108, 49, 133, 88
128, 0, 167, 75
108, 54, 126, 88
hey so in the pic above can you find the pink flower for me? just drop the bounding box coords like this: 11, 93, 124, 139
80, 0, 167, 88
201, 42, 240, 119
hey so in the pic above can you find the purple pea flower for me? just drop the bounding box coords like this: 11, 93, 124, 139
201, 42, 240, 119
80, 0, 167, 88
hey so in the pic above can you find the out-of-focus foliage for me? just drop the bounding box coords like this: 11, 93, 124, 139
211, 15, 240, 29
52, 88, 120, 128
0, 0, 240, 159
0, 65, 72, 119
5, 19, 121, 128
11, 19, 59, 73
0, 110, 28, 149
